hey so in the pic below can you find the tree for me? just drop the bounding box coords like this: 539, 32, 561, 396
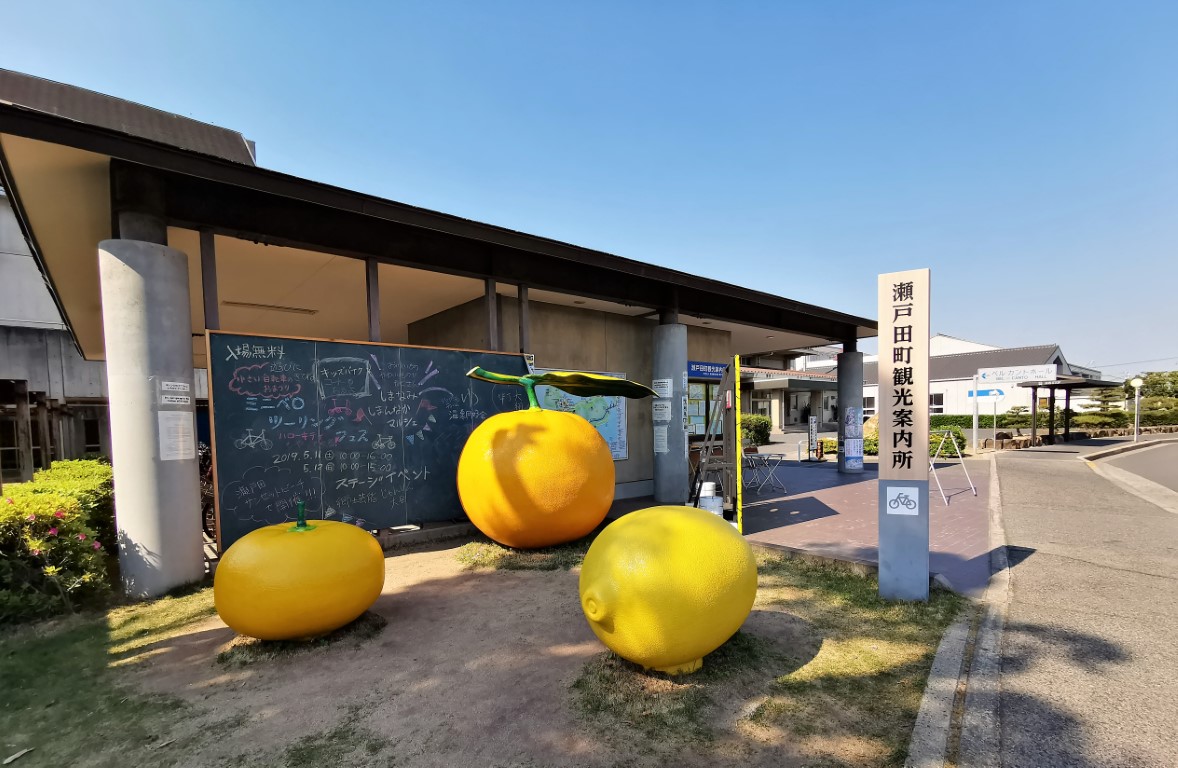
1124, 371, 1178, 399
1004, 405, 1030, 435
1078, 387, 1129, 428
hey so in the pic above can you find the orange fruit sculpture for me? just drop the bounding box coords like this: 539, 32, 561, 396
214, 502, 385, 640
457, 367, 655, 549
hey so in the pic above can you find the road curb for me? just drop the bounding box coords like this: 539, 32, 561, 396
1086, 458, 1178, 515
905, 454, 1009, 767
957, 453, 1010, 767
904, 612, 972, 768
1082, 437, 1178, 462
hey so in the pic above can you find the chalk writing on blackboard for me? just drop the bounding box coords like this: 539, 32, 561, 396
209, 332, 530, 549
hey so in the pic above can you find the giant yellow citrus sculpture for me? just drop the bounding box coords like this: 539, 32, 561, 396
457, 367, 654, 549
214, 502, 385, 640
579, 505, 758, 675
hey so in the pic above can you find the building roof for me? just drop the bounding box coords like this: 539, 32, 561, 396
0, 69, 255, 165
0, 71, 877, 366
864, 344, 1064, 385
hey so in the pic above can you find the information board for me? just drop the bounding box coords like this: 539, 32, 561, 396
207, 332, 530, 550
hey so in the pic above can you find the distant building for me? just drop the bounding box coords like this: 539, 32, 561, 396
795, 334, 1107, 422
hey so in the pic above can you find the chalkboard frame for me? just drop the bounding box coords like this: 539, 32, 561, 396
205, 329, 532, 552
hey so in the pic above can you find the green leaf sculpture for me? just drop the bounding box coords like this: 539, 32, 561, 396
467, 367, 656, 410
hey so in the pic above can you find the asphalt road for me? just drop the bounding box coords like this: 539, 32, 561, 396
995, 449, 1178, 767
1107, 442, 1178, 492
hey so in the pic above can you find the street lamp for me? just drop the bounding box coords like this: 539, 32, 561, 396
1130, 377, 1144, 442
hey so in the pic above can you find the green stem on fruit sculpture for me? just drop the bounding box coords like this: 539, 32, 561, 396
289, 500, 317, 532
467, 367, 542, 410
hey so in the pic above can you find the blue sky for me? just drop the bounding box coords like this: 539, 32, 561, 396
5, 1, 1175, 378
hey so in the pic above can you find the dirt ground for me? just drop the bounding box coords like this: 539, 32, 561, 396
109, 540, 921, 767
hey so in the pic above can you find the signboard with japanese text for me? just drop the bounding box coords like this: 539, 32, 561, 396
688, 360, 726, 380
207, 331, 530, 550
878, 269, 930, 483
977, 364, 1057, 383
877, 268, 931, 601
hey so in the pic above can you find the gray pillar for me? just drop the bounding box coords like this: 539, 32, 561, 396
36, 400, 53, 469
837, 349, 864, 473
484, 279, 499, 351
199, 230, 220, 330
653, 321, 688, 504
99, 239, 204, 597
14, 381, 33, 482
1030, 387, 1038, 444
365, 258, 381, 343
809, 390, 822, 421
518, 285, 530, 353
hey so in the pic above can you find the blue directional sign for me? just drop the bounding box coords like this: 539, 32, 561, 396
968, 389, 1005, 397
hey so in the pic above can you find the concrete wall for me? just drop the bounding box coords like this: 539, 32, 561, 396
1, 192, 68, 330
409, 297, 733, 489
0, 326, 107, 400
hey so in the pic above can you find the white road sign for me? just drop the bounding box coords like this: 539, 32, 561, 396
977, 365, 1057, 383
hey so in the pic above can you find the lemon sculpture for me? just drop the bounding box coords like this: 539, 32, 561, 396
457, 367, 655, 549
579, 505, 758, 675
214, 502, 385, 640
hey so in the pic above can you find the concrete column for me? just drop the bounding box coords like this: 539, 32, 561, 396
652, 319, 688, 504
13, 381, 33, 482
808, 390, 822, 422
484, 279, 499, 351
36, 399, 52, 469
518, 285, 530, 353
99, 239, 203, 597
837, 347, 864, 473
199, 230, 220, 331
1030, 387, 1039, 444
365, 258, 381, 343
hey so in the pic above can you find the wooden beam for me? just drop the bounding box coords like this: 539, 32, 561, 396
366, 258, 381, 343
200, 229, 220, 330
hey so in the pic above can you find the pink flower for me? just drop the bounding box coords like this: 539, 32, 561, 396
92, 541, 103, 550
4, 498, 12, 504
54, 509, 66, 519
25, 513, 36, 522
48, 527, 58, 536
31, 548, 41, 556
76, 533, 87, 541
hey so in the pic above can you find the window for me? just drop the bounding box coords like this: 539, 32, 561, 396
863, 396, 876, 417
930, 393, 944, 414
83, 418, 102, 454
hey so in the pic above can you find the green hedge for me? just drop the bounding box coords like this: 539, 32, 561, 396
930, 414, 1007, 429
1, 488, 109, 623
1, 459, 115, 623
741, 415, 772, 446
820, 426, 966, 458
31, 460, 115, 547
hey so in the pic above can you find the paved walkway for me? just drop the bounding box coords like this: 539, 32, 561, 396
740, 458, 991, 596
994, 443, 1178, 767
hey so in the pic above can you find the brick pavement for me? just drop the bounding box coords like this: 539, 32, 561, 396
740, 458, 992, 596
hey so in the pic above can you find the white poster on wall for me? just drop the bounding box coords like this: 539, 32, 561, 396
158, 411, 195, 461
535, 369, 629, 460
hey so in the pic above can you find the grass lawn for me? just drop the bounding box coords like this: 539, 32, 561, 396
3, 536, 964, 768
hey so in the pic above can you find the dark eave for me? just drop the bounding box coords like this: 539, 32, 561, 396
0, 101, 876, 342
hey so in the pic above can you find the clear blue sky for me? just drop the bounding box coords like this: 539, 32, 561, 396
6, 1, 1176, 378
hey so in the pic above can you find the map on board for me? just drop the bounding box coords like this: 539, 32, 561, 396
534, 368, 628, 460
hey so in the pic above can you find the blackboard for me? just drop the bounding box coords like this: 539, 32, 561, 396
207, 331, 531, 550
